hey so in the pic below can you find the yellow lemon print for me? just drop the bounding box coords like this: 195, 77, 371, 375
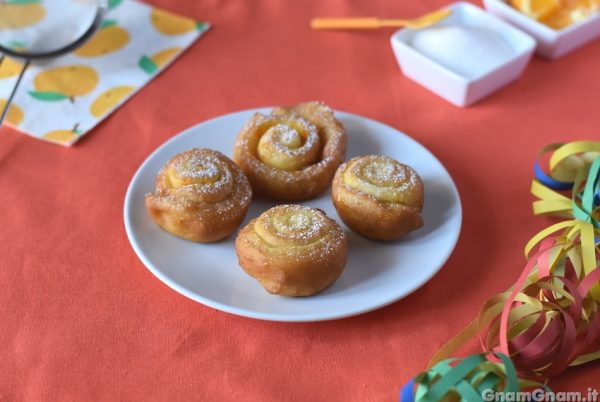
152, 47, 182, 68
90, 85, 135, 118
31, 66, 98, 102
74, 20, 130, 57
0, 0, 46, 31
138, 47, 182, 74
0, 99, 24, 126
42, 125, 82, 145
0, 57, 23, 79
150, 9, 200, 35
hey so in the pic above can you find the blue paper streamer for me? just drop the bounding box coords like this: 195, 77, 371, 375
399, 378, 416, 402
534, 161, 573, 191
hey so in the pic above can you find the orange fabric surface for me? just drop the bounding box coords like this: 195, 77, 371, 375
1, 0, 599, 400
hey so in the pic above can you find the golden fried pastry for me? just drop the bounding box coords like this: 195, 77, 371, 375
145, 148, 252, 242
235, 205, 347, 296
332, 155, 424, 241
233, 101, 347, 201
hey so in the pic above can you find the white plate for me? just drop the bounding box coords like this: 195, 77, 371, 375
124, 109, 462, 322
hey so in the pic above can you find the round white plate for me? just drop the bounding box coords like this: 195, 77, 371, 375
124, 109, 462, 322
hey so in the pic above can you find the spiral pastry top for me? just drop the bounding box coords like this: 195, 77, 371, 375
332, 155, 424, 240
233, 101, 347, 201
235, 205, 348, 296
145, 148, 252, 242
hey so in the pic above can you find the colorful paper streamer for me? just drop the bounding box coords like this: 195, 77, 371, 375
400, 141, 600, 400
529, 144, 600, 299
399, 353, 545, 402
428, 237, 600, 379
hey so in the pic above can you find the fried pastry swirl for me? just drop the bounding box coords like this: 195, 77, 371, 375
235, 205, 348, 296
332, 155, 424, 240
233, 101, 347, 201
145, 148, 252, 242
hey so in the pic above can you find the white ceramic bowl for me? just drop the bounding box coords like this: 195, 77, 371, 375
390, 2, 535, 107
484, 0, 600, 59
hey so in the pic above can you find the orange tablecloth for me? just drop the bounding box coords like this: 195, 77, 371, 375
2, 0, 599, 400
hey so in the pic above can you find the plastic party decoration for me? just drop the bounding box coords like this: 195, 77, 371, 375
400, 141, 600, 400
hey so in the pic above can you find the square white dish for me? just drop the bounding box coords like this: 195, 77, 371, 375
484, 0, 600, 59
390, 2, 536, 107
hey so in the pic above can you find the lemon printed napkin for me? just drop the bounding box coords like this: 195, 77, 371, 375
0, 0, 209, 146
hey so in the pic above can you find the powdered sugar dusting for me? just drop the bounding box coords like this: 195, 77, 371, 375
252, 205, 345, 261
277, 125, 301, 146
233, 101, 346, 192
257, 118, 321, 171
147, 148, 252, 223
341, 155, 422, 206
175, 154, 221, 181
355, 156, 417, 189
272, 205, 324, 241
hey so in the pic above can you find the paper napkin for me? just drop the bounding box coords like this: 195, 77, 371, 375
0, 0, 209, 146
